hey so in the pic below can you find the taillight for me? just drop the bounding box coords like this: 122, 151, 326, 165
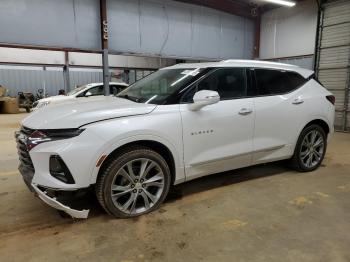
326, 95, 335, 105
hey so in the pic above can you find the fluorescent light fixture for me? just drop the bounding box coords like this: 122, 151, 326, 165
262, 0, 296, 7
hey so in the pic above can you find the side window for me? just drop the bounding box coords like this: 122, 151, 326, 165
182, 68, 247, 102
286, 72, 307, 89
85, 85, 104, 96
255, 69, 306, 96
110, 85, 126, 95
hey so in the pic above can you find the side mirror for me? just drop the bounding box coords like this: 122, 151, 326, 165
85, 91, 92, 97
189, 90, 220, 111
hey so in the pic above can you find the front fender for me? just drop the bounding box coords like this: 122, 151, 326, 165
88, 134, 185, 185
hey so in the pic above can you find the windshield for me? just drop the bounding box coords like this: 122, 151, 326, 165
117, 68, 202, 104
67, 85, 88, 96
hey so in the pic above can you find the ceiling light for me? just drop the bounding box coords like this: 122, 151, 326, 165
262, 0, 296, 7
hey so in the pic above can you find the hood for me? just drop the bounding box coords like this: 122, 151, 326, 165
22, 96, 156, 129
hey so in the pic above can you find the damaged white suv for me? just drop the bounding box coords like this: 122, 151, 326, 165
16, 60, 335, 218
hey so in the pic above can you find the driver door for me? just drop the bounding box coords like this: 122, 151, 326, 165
179, 68, 255, 180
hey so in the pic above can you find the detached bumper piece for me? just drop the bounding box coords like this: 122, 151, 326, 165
32, 184, 89, 219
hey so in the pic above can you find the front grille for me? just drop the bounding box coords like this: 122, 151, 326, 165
15, 126, 35, 190
20, 125, 34, 137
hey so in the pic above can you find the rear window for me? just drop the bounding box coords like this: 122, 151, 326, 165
255, 69, 306, 96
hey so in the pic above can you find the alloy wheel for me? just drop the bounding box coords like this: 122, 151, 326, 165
299, 129, 325, 168
110, 158, 165, 214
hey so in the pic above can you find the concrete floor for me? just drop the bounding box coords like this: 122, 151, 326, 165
0, 113, 349, 262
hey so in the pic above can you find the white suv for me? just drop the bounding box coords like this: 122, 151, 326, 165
16, 60, 335, 218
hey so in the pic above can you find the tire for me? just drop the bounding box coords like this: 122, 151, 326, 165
290, 124, 327, 172
95, 146, 171, 218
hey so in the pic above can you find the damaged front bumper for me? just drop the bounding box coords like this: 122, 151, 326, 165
32, 183, 89, 219
16, 129, 90, 219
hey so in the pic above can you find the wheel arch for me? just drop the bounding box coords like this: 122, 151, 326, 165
292, 118, 330, 155
95, 140, 177, 186
303, 119, 330, 135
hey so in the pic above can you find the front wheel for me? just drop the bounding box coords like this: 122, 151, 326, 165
290, 124, 327, 172
96, 146, 171, 218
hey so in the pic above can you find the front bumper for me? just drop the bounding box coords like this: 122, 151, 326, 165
32, 183, 89, 219
16, 128, 91, 219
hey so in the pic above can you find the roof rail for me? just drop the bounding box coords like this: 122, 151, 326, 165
220, 59, 298, 67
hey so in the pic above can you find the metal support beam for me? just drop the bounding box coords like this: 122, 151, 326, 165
102, 49, 109, 95
344, 45, 350, 131
63, 51, 70, 92
253, 15, 261, 59
100, 0, 110, 96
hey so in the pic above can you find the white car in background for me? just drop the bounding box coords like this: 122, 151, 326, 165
16, 60, 334, 219
33, 82, 128, 110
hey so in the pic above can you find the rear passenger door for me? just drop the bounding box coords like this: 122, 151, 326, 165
251, 68, 308, 164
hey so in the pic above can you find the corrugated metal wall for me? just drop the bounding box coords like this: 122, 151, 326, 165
0, 67, 65, 97
315, 0, 350, 131
0, 66, 105, 96
0, 66, 156, 97
69, 69, 103, 89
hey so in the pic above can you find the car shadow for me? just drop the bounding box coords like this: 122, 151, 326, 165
82, 161, 292, 219
165, 161, 291, 203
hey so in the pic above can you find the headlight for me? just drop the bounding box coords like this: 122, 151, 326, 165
26, 128, 85, 151
36, 101, 51, 108
26, 130, 52, 151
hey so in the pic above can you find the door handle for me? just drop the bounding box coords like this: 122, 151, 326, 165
292, 98, 304, 105
238, 108, 253, 115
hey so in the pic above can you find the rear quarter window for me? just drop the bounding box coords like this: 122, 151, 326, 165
255, 69, 307, 96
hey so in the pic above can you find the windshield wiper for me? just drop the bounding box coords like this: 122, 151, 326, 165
117, 94, 140, 103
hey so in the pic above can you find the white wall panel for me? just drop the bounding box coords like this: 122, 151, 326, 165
0, 0, 100, 50
190, 7, 221, 59
158, 3, 193, 57
260, 0, 318, 59
0, 47, 65, 65
69, 52, 176, 69
107, 0, 254, 60
69, 53, 102, 67
269, 56, 314, 70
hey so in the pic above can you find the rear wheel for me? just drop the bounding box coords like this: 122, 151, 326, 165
96, 146, 171, 218
290, 124, 327, 172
